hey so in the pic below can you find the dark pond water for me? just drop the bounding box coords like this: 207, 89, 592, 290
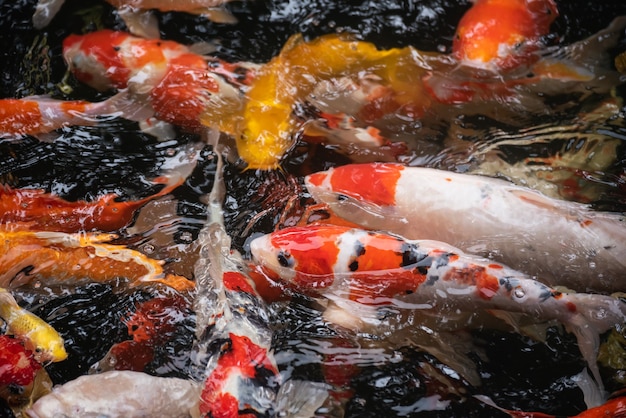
1, 0, 626, 416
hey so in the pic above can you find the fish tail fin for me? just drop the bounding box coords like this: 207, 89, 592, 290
273, 379, 330, 418
563, 294, 626, 403
32, 0, 66, 28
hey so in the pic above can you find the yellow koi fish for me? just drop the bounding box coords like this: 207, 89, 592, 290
0, 288, 67, 363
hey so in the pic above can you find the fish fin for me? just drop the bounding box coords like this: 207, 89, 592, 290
117, 7, 160, 39
562, 293, 626, 399
572, 368, 607, 409
197, 8, 238, 24
33, 131, 62, 143
188, 41, 218, 56
32, 0, 66, 28
274, 379, 330, 418
486, 309, 552, 342
138, 118, 177, 141
98, 89, 157, 125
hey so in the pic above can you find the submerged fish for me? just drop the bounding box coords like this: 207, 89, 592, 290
0, 288, 67, 363
452, 0, 558, 71
305, 163, 626, 293
26, 370, 201, 418
0, 171, 184, 233
0, 230, 194, 291
33, 0, 239, 38
250, 224, 626, 399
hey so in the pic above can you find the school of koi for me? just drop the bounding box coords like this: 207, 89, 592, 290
0, 0, 625, 417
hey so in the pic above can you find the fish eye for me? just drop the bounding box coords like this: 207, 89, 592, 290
277, 251, 294, 268
337, 194, 349, 202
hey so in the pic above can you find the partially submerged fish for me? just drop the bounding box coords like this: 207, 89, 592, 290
0, 335, 42, 386
33, 0, 239, 38
0, 230, 194, 291
1, 30, 255, 140
452, 0, 558, 71
0, 288, 67, 363
0, 171, 184, 233
193, 144, 328, 417
219, 33, 431, 169
305, 163, 626, 293
250, 224, 626, 400
26, 370, 201, 418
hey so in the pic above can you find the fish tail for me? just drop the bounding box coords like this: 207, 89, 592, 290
562, 293, 626, 399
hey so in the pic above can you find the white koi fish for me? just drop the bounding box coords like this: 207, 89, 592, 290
304, 163, 626, 293
250, 224, 626, 402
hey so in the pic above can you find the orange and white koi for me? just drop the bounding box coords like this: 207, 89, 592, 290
452, 0, 558, 72
250, 224, 626, 398
0, 91, 141, 139
0, 30, 255, 140
33, 0, 239, 38
0, 229, 194, 291
62, 29, 255, 132
304, 163, 626, 293
0, 171, 184, 233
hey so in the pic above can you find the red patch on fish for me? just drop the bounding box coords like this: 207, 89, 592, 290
223, 271, 256, 294
0, 335, 40, 386
328, 163, 404, 206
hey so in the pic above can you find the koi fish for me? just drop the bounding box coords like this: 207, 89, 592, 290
0, 288, 67, 363
216, 33, 431, 169
62, 29, 255, 133
1, 30, 255, 140
0, 335, 42, 386
91, 294, 190, 373
26, 370, 202, 418
250, 224, 626, 398
452, 0, 558, 71
304, 163, 626, 293
0, 171, 183, 233
0, 91, 144, 139
33, 0, 238, 38
0, 230, 194, 291
476, 392, 626, 417
193, 144, 328, 417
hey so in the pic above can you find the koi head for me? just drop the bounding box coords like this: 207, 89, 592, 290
452, 0, 558, 71
250, 225, 430, 301
304, 163, 409, 229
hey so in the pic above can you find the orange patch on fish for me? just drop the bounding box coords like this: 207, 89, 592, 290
329, 163, 403, 207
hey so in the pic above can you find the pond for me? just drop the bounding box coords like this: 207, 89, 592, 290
0, 0, 625, 416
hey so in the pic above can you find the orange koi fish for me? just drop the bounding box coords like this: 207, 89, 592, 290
452, 0, 558, 71
304, 163, 626, 293
194, 149, 328, 417
250, 224, 626, 397
0, 91, 140, 139
0, 230, 193, 291
0, 335, 41, 386
0, 171, 184, 233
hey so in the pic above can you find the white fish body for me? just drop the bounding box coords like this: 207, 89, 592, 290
305, 163, 626, 292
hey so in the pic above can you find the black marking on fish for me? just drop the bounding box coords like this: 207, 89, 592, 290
400, 242, 428, 269
349, 260, 359, 271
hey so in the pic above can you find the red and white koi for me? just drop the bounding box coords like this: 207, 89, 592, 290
0, 30, 256, 140
304, 163, 626, 293
250, 224, 626, 400
193, 147, 328, 417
